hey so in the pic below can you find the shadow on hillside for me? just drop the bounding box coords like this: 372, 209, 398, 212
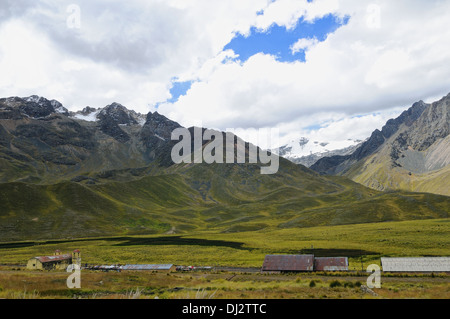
111, 236, 250, 250
0, 236, 250, 251
298, 248, 379, 257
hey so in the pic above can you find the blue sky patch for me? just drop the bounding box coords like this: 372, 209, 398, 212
167, 80, 194, 104
154, 80, 194, 108
304, 123, 323, 131
224, 14, 349, 63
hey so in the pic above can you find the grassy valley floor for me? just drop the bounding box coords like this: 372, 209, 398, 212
0, 218, 448, 299
0, 268, 448, 299
0, 218, 448, 267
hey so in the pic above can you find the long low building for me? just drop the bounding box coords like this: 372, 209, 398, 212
381, 257, 450, 272
314, 257, 349, 271
262, 255, 349, 273
121, 264, 176, 272
86, 264, 176, 272
262, 255, 315, 272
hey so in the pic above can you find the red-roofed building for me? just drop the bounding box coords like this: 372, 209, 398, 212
261, 255, 349, 273
262, 255, 314, 273
314, 257, 349, 271
27, 249, 80, 270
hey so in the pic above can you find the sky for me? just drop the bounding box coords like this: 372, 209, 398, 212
1, 0, 450, 149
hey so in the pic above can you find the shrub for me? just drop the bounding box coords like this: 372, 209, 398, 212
329, 280, 342, 288
309, 280, 316, 288
343, 282, 354, 288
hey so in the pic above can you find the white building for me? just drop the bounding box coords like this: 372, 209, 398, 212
381, 257, 450, 272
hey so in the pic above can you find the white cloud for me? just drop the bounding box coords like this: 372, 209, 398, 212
0, 0, 269, 112
365, 49, 415, 89
0, 20, 54, 90
296, 108, 405, 143
1, 0, 450, 148
253, 0, 341, 31
158, 0, 450, 138
290, 37, 319, 54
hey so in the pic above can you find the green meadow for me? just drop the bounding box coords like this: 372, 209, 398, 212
0, 218, 449, 299
1, 218, 448, 268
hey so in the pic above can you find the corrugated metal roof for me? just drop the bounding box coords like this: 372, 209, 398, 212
33, 254, 72, 263
314, 257, 349, 271
381, 257, 450, 272
262, 255, 314, 272
121, 264, 174, 270
96, 265, 120, 270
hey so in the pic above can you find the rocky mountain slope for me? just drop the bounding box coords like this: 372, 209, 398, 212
311, 94, 450, 196
0, 96, 179, 184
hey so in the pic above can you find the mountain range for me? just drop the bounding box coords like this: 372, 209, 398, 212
311, 94, 450, 197
0, 95, 448, 241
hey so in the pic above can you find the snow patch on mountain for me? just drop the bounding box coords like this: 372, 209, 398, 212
275, 137, 362, 158
273, 137, 365, 167
73, 109, 100, 122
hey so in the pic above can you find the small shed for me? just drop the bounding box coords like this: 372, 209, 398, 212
314, 257, 349, 271
27, 253, 72, 270
121, 264, 176, 272
381, 257, 450, 272
262, 255, 314, 273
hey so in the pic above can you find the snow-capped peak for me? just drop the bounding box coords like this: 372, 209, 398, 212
272, 136, 365, 167
275, 137, 363, 159
71, 103, 146, 126
24, 95, 42, 103
50, 100, 69, 115
22, 95, 69, 116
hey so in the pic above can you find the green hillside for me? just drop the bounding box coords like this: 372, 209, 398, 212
1, 158, 448, 242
